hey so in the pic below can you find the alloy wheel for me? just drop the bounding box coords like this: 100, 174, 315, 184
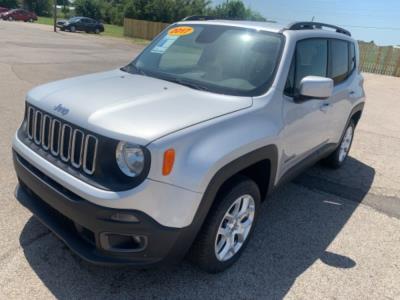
339, 126, 353, 162
214, 194, 255, 262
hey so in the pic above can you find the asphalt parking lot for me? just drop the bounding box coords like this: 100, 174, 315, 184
0, 21, 399, 299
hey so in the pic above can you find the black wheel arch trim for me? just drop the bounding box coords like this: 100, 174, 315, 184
349, 102, 364, 126
180, 145, 278, 256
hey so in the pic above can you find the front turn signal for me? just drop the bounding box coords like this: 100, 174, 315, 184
162, 149, 175, 176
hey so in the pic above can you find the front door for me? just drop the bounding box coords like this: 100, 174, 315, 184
280, 38, 333, 176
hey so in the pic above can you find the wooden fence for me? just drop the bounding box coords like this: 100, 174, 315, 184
359, 43, 400, 77
124, 18, 170, 40
123, 18, 400, 77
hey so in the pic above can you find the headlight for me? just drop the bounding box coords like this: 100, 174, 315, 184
115, 142, 145, 177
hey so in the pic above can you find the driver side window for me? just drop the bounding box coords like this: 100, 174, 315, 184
285, 39, 328, 97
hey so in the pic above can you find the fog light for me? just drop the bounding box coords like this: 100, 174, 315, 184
110, 213, 139, 223
100, 233, 147, 252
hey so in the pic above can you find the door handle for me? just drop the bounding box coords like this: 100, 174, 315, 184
349, 91, 356, 96
320, 103, 331, 112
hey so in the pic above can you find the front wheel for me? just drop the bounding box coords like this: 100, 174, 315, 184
8, 16, 13, 21
70, 26, 76, 32
323, 120, 355, 168
189, 176, 260, 273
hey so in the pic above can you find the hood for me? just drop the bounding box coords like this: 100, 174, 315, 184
27, 69, 253, 145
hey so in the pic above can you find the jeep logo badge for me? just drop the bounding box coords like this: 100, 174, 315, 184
54, 104, 69, 116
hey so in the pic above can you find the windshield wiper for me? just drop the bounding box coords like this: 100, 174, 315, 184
164, 77, 210, 92
122, 66, 210, 92
121, 64, 147, 76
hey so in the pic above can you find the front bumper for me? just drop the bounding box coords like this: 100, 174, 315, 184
13, 133, 202, 228
13, 151, 196, 267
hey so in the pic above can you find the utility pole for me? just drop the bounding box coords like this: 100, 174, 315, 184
53, 0, 57, 32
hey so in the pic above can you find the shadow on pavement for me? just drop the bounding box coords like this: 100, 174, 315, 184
19, 156, 374, 299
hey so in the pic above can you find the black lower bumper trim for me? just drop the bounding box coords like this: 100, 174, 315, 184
13, 151, 194, 267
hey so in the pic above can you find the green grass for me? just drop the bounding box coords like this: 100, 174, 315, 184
36, 16, 149, 45
37, 16, 54, 26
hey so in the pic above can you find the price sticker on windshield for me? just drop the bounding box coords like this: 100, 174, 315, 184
151, 35, 179, 54
168, 26, 194, 36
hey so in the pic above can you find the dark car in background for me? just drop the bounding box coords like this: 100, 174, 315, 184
57, 17, 104, 34
1, 9, 37, 22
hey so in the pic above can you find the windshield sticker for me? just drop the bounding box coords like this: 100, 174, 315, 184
168, 26, 194, 36
151, 35, 179, 54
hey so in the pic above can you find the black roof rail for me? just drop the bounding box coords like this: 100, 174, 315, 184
182, 16, 216, 21
287, 22, 351, 36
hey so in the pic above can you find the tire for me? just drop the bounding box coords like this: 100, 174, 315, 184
322, 120, 355, 169
29, 18, 33, 23
95, 28, 100, 34
8, 16, 13, 21
70, 26, 76, 32
188, 176, 261, 273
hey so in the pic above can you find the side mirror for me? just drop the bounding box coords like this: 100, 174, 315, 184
297, 76, 333, 101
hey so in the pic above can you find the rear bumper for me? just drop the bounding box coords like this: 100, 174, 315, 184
13, 151, 196, 267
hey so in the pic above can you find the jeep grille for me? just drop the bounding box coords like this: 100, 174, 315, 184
26, 105, 98, 175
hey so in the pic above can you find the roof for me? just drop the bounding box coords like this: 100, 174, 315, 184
178, 19, 352, 37
178, 19, 286, 33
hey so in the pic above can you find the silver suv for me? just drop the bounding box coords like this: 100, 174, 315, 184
13, 19, 365, 273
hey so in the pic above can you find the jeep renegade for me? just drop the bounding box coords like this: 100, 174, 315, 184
13, 19, 365, 273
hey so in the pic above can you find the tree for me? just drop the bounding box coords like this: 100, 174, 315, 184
24, 0, 52, 16
74, 0, 103, 20
64, 0, 266, 27
0, 0, 18, 8
211, 0, 266, 21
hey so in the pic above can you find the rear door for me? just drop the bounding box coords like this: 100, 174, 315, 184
14, 9, 22, 20
21, 10, 29, 21
75, 18, 85, 31
280, 38, 332, 175
327, 39, 358, 142
87, 18, 96, 31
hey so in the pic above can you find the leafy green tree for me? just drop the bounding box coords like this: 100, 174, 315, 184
143, 0, 175, 22
0, 0, 18, 8
123, 1, 137, 19
65, 0, 266, 26
211, 0, 266, 21
74, 0, 102, 20
24, 0, 52, 16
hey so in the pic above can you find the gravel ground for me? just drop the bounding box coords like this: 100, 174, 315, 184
0, 21, 399, 299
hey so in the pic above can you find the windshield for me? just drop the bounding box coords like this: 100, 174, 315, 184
123, 24, 284, 96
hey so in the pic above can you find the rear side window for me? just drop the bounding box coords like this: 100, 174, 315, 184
330, 39, 349, 84
349, 42, 356, 73
284, 39, 328, 96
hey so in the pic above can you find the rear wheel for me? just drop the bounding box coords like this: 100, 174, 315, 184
323, 120, 355, 168
95, 28, 100, 34
28, 18, 33, 22
189, 176, 260, 273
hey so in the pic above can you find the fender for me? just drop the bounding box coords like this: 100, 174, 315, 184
176, 144, 278, 256
349, 102, 364, 126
